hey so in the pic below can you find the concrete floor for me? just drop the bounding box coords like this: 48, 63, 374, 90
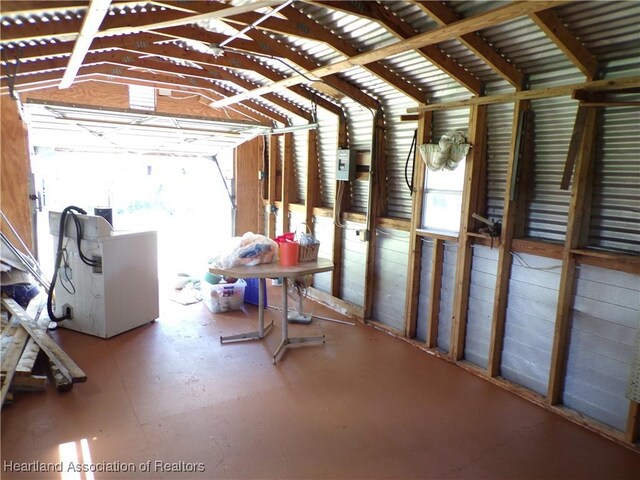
2, 285, 639, 479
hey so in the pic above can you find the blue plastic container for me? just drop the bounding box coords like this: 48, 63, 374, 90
244, 278, 267, 307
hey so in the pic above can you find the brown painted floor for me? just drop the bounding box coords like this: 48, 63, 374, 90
2, 284, 639, 480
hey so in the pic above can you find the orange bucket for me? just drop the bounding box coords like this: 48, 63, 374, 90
279, 241, 299, 266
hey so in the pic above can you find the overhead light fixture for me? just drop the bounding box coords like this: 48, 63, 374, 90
269, 123, 318, 134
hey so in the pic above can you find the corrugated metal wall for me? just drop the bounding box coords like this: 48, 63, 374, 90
340, 220, 367, 306
563, 265, 640, 431
525, 96, 578, 243
382, 95, 419, 219
486, 103, 514, 222
501, 253, 561, 395
341, 99, 373, 213
372, 228, 410, 331
589, 102, 640, 254
464, 245, 499, 369
316, 108, 339, 208
292, 130, 308, 204
436, 242, 458, 353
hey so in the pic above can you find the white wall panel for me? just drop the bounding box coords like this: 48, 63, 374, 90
501, 253, 562, 395
340, 220, 366, 306
416, 239, 434, 343
437, 242, 458, 353
312, 215, 334, 294
372, 228, 409, 332
464, 245, 499, 368
563, 265, 640, 431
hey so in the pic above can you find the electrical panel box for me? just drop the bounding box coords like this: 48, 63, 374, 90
336, 149, 356, 181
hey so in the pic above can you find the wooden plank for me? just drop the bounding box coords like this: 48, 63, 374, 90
15, 337, 41, 377
279, 5, 425, 103
416, 230, 458, 242
210, 0, 564, 108
305, 129, 320, 228
319, 0, 482, 95
487, 100, 530, 377
307, 287, 364, 320
363, 111, 386, 320
377, 217, 411, 232
331, 116, 349, 297
49, 362, 73, 392
561, 106, 589, 190
404, 111, 431, 338
281, 132, 293, 234
426, 239, 444, 348
11, 375, 47, 392
547, 107, 598, 404
0, 320, 29, 405
450, 104, 487, 360
512, 238, 564, 260
409, 76, 640, 112
267, 135, 278, 238
235, 137, 265, 235
2, 298, 86, 383
416, 0, 524, 89
626, 401, 640, 444
530, 9, 598, 79
513, 110, 536, 238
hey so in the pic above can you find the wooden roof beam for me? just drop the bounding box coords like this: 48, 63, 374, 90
317, 0, 482, 95
0, 1, 146, 16
7, 49, 313, 121
167, 1, 425, 102
0, 0, 286, 44
1, 30, 344, 118
159, 25, 379, 109
232, 27, 380, 110
414, 1, 524, 89
209, 0, 565, 109
530, 8, 598, 79
2, 65, 289, 125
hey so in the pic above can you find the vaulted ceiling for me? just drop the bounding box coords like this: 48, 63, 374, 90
1, 1, 638, 127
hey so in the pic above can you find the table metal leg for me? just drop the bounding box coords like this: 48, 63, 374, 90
273, 277, 325, 364
220, 277, 274, 343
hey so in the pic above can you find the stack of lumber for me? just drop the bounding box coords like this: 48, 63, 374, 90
1, 296, 86, 406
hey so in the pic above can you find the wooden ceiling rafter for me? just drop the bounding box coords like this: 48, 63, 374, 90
156, 24, 379, 110
10, 48, 314, 121
413, 1, 525, 89
0, 1, 141, 16
1, 29, 345, 118
158, 0, 424, 102
316, 0, 482, 95
0, 0, 286, 44
208, 0, 566, 109
1, 63, 290, 125
238, 27, 380, 110
529, 8, 598, 79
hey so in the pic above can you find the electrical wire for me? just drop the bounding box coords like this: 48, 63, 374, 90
47, 205, 102, 323
511, 251, 562, 271
405, 129, 417, 194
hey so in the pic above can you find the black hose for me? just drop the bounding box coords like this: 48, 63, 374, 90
405, 129, 417, 195
47, 205, 97, 323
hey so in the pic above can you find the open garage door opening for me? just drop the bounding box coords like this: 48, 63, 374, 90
22, 101, 249, 291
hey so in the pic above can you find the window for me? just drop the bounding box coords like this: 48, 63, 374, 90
420, 157, 466, 234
